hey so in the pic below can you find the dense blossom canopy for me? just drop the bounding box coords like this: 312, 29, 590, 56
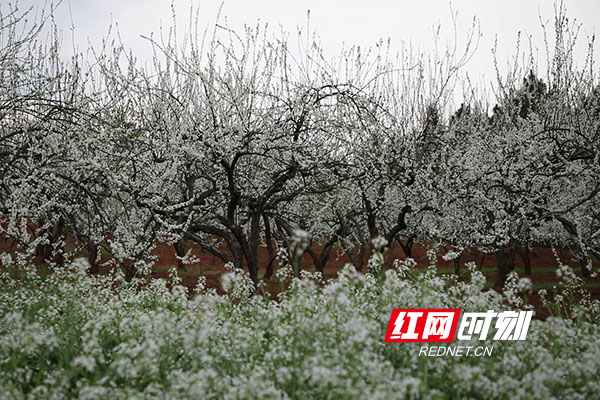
0, 3, 598, 286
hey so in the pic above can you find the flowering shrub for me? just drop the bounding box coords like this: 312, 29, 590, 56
1, 252, 599, 399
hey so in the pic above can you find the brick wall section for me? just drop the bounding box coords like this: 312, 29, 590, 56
1, 230, 598, 294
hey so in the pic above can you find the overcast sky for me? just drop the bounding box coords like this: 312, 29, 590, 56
15, 0, 600, 98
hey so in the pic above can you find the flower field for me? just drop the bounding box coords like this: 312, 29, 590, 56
1, 250, 599, 399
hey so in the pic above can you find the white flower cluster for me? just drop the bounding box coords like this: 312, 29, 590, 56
0, 255, 599, 399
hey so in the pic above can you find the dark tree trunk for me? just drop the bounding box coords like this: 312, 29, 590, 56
579, 252, 591, 278
35, 217, 65, 265
494, 247, 515, 288
52, 217, 65, 266
124, 262, 135, 282
36, 238, 52, 262
263, 214, 276, 280
440, 241, 460, 275
247, 257, 259, 284
231, 241, 243, 270
186, 226, 242, 270
306, 234, 338, 274
517, 245, 532, 275
555, 216, 591, 278
453, 255, 461, 275
88, 242, 100, 274
264, 256, 278, 280
35, 224, 52, 262
398, 235, 415, 259
306, 248, 323, 273
174, 237, 187, 270
246, 211, 261, 284
348, 244, 367, 272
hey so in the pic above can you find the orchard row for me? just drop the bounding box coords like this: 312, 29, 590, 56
1, 3, 598, 286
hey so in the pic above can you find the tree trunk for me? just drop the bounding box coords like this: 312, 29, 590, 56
35, 217, 65, 265
52, 217, 65, 266
478, 253, 486, 271
263, 214, 276, 280
306, 235, 338, 274
174, 238, 187, 270
264, 255, 277, 280
579, 252, 591, 278
453, 255, 461, 275
124, 262, 135, 282
517, 245, 532, 275
88, 242, 100, 274
35, 224, 52, 262
399, 235, 415, 259
306, 248, 324, 273
494, 248, 515, 288
344, 242, 366, 272
247, 212, 261, 285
